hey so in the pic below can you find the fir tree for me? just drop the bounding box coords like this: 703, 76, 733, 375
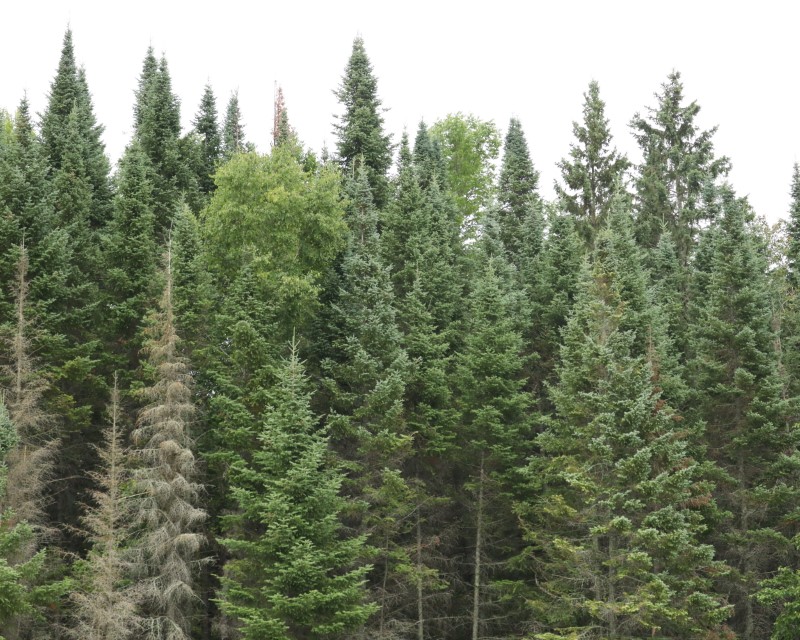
786, 163, 800, 285
333, 37, 393, 208
454, 245, 531, 640
191, 84, 221, 196
322, 168, 412, 637
133, 50, 188, 232
497, 117, 540, 263
219, 342, 375, 639
520, 223, 730, 639
222, 90, 247, 158
688, 187, 800, 639
556, 80, 629, 248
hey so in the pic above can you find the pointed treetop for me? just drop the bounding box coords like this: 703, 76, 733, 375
333, 36, 392, 207
786, 163, 800, 283
222, 90, 247, 158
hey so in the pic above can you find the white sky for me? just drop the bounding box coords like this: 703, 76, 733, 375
1, 0, 798, 223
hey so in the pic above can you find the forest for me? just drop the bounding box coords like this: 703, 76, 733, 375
0, 27, 799, 640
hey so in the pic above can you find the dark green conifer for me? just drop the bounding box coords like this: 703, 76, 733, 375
333, 37, 393, 208
556, 80, 629, 248
219, 343, 375, 639
630, 72, 730, 261
497, 117, 540, 263
191, 84, 221, 195
322, 168, 412, 636
688, 187, 800, 639
520, 221, 729, 638
786, 163, 800, 284
222, 90, 247, 158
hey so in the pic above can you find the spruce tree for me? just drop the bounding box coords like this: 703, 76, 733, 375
219, 343, 375, 639
333, 37, 393, 208
322, 168, 412, 637
556, 80, 629, 248
102, 142, 158, 375
130, 245, 206, 640
133, 50, 188, 232
786, 163, 800, 284
630, 71, 730, 262
688, 187, 800, 639
41, 29, 112, 227
454, 245, 531, 640
222, 90, 247, 158
497, 117, 540, 264
191, 84, 221, 196
520, 224, 729, 639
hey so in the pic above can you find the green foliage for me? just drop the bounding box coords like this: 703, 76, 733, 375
630, 71, 730, 261
219, 344, 375, 639
522, 221, 730, 638
202, 147, 347, 336
688, 187, 800, 636
222, 90, 248, 158
191, 84, 222, 196
557, 80, 629, 248
497, 117, 540, 264
429, 113, 501, 233
334, 37, 393, 208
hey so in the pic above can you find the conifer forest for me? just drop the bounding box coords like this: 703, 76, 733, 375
4, 28, 800, 640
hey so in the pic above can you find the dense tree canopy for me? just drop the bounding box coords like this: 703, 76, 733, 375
1, 28, 799, 640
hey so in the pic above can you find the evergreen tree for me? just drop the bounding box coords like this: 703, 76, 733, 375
520, 224, 729, 639
191, 84, 221, 196
322, 168, 412, 637
41, 29, 112, 227
272, 85, 296, 148
412, 120, 447, 192
556, 80, 629, 248
333, 37, 393, 208
219, 343, 375, 639
453, 244, 531, 640
133, 49, 188, 232
497, 117, 540, 263
786, 163, 800, 284
222, 90, 247, 158
102, 142, 159, 375
525, 207, 584, 402
688, 187, 800, 639
630, 71, 730, 262
130, 246, 206, 640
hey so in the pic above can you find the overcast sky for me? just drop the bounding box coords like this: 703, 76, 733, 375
2, 0, 798, 223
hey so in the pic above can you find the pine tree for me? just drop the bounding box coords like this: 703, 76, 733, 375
497, 117, 540, 263
556, 80, 629, 248
520, 223, 730, 639
130, 245, 206, 640
70, 374, 140, 640
191, 84, 221, 196
688, 187, 800, 639
333, 37, 393, 208
219, 342, 375, 639
630, 71, 730, 262
222, 91, 247, 158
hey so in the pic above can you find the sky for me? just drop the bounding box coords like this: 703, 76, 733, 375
1, 0, 798, 223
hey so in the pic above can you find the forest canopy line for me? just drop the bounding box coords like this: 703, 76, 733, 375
1, 27, 800, 640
